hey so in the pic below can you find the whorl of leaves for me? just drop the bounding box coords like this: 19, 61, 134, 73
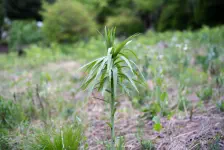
80, 27, 145, 97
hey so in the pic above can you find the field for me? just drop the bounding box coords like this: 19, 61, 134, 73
0, 26, 224, 150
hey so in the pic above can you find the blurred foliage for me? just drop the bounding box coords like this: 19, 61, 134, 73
0, 96, 25, 129
157, 0, 193, 31
193, 0, 224, 27
106, 13, 144, 36
196, 86, 213, 102
134, 0, 164, 12
1, 0, 224, 38
3, 0, 54, 20
41, 0, 97, 43
8, 20, 43, 51
75, 0, 108, 18
157, 0, 224, 31
0, 24, 223, 150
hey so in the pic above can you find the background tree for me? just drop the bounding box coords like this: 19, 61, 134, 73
3, 0, 54, 20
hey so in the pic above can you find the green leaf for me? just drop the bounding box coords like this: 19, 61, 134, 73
114, 60, 124, 66
78, 57, 105, 71
81, 74, 96, 90
85, 57, 105, 81
113, 67, 118, 97
112, 107, 117, 116
123, 49, 138, 59
119, 83, 130, 95
113, 33, 139, 58
130, 60, 145, 81
160, 92, 167, 101
119, 72, 139, 93
153, 123, 162, 132
120, 55, 134, 75
106, 122, 112, 128
107, 47, 113, 80
88, 57, 108, 95
101, 81, 108, 96
98, 74, 108, 91
152, 116, 160, 124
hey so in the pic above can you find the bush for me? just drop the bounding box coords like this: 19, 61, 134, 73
42, 0, 97, 43
8, 20, 43, 51
30, 122, 87, 150
106, 14, 144, 36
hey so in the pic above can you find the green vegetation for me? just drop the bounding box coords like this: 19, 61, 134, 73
80, 27, 144, 149
0, 25, 223, 149
8, 20, 43, 51
30, 123, 87, 150
0, 96, 25, 129
106, 14, 144, 36
0, 0, 224, 149
3, 0, 224, 36
41, 0, 96, 43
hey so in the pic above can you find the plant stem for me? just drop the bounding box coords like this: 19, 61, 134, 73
110, 71, 115, 150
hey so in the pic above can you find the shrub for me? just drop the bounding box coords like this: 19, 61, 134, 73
0, 96, 25, 129
106, 14, 144, 36
30, 122, 87, 150
8, 20, 43, 51
41, 0, 97, 43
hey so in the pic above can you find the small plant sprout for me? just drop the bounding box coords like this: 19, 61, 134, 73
80, 27, 145, 149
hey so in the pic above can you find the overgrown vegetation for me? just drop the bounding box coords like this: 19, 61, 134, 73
0, 96, 25, 129
0, 26, 223, 149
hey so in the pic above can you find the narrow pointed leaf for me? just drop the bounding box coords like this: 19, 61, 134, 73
113, 33, 139, 58
119, 72, 139, 93
79, 57, 105, 71
130, 60, 145, 81
120, 55, 134, 74
113, 67, 118, 98
88, 57, 108, 95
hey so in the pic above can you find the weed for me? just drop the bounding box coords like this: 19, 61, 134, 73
196, 86, 213, 102
80, 27, 145, 149
30, 121, 87, 150
136, 129, 155, 150
141, 140, 155, 150
216, 100, 224, 112
177, 85, 190, 117
152, 116, 162, 132
0, 96, 25, 129
0, 129, 11, 150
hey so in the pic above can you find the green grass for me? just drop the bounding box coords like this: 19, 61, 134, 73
29, 122, 87, 150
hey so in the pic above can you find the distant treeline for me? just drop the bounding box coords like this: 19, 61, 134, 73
1, 0, 224, 31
